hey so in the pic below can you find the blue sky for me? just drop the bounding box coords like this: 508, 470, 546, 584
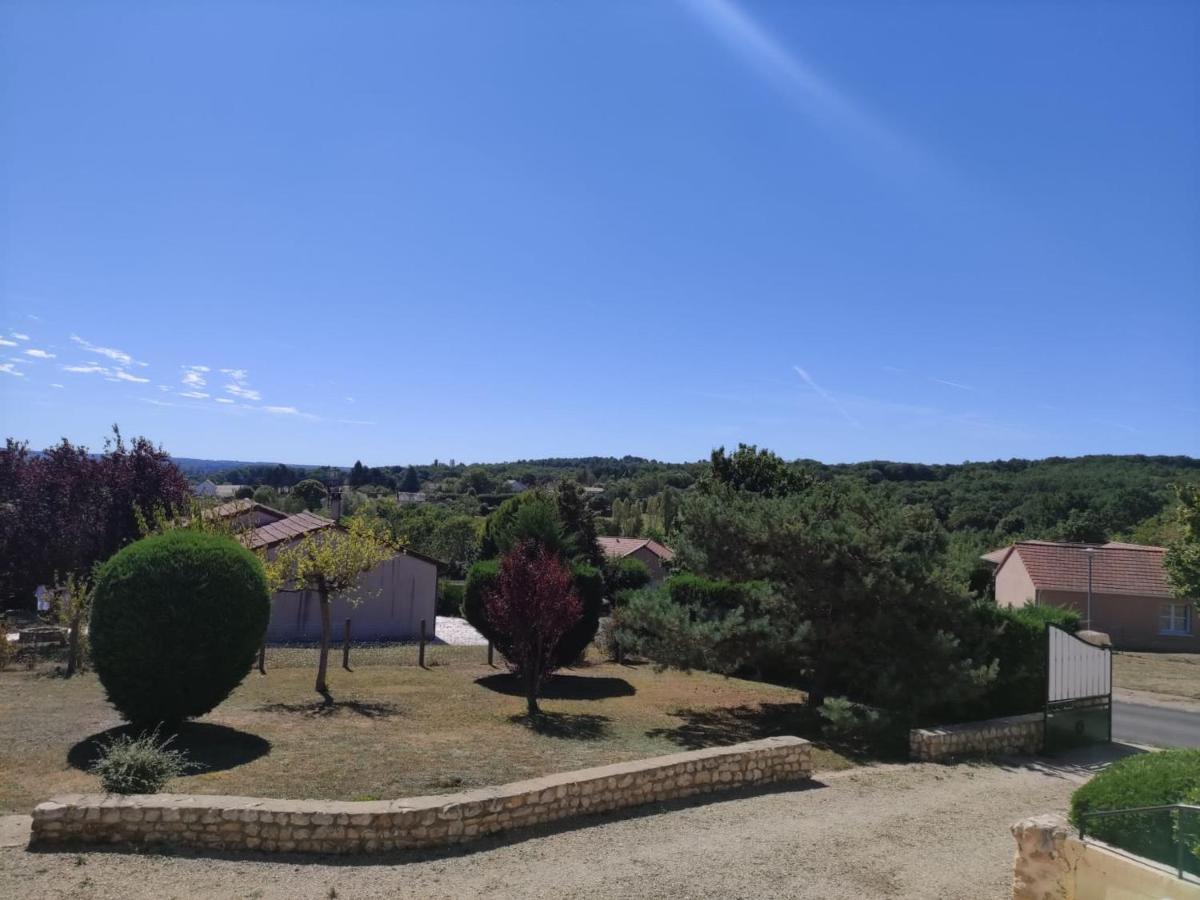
2, 0, 1197, 467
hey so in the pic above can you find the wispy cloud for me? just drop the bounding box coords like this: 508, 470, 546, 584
793, 365, 862, 428
264, 405, 299, 415
216, 397, 235, 404
181, 366, 208, 388
62, 362, 149, 383
679, 0, 929, 176
24, 348, 56, 359
49, 383, 64, 389
111, 370, 150, 383
63, 364, 109, 375
336, 418, 376, 426
221, 368, 261, 401
0, 362, 23, 377
70, 334, 146, 367
11, 332, 29, 341
0, 339, 16, 347
931, 377, 973, 391
179, 390, 209, 399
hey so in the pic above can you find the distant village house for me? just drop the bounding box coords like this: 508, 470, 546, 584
983, 540, 1196, 651
597, 536, 675, 583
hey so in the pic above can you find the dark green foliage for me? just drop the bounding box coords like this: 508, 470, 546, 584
977, 603, 1080, 717
614, 578, 788, 677
603, 557, 651, 598
464, 558, 601, 665
480, 492, 573, 561
399, 466, 421, 493
438, 580, 465, 617
669, 481, 997, 718
1069, 750, 1200, 875
556, 480, 603, 566
292, 479, 328, 511
90, 531, 270, 727
234, 486, 254, 499
1166, 484, 1200, 602
91, 729, 193, 794
252, 485, 279, 507
704, 443, 810, 497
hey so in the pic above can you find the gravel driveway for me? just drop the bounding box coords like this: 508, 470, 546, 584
0, 751, 1122, 900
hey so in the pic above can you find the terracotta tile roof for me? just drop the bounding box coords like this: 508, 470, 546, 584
596, 536, 676, 562
992, 540, 1174, 598
243, 511, 336, 550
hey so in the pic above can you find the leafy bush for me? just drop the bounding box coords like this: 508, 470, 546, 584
90, 531, 271, 727
464, 558, 601, 665
969, 603, 1080, 718
438, 580, 465, 617
1070, 749, 1200, 874
603, 557, 651, 597
91, 729, 193, 794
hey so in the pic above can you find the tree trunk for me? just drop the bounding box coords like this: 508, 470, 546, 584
65, 609, 81, 678
525, 668, 540, 716
316, 581, 332, 698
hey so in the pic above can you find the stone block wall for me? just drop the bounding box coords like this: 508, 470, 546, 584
31, 736, 811, 854
1012, 814, 1200, 899
909, 712, 1043, 761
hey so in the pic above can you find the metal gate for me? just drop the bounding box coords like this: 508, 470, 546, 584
1045, 624, 1112, 752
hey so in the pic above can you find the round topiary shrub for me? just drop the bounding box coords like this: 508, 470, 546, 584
90, 530, 271, 728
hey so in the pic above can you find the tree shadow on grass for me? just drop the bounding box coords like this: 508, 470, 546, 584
646, 703, 904, 763
255, 699, 401, 719
68, 722, 271, 775
476, 673, 635, 701
507, 711, 612, 741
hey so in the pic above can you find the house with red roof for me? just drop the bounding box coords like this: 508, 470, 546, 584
983, 540, 1196, 651
597, 536, 676, 583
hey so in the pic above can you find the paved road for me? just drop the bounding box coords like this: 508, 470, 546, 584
1113, 700, 1200, 748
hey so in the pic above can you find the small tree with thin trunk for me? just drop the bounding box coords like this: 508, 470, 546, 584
485, 540, 582, 716
260, 517, 393, 698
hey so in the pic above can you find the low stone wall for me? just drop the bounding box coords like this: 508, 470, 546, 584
909, 712, 1043, 761
1012, 814, 1200, 899
32, 736, 811, 854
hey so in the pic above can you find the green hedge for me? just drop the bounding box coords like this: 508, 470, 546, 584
981, 603, 1081, 717
1069, 749, 1200, 875
90, 531, 270, 728
438, 580, 465, 617
463, 558, 601, 665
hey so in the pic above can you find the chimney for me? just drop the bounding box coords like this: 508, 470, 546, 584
330, 487, 343, 523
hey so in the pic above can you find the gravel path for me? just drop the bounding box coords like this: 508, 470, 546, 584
433, 616, 488, 646
0, 755, 1106, 899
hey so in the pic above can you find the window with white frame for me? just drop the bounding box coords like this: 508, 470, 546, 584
1159, 603, 1192, 636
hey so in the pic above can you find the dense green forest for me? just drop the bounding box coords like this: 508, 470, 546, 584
185, 452, 1200, 589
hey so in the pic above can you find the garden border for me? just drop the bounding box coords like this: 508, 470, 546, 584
31, 736, 811, 854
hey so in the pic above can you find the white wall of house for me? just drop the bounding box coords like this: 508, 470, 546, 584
265, 552, 437, 642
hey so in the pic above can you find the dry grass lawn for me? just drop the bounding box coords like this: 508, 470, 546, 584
0, 644, 855, 814
1113, 650, 1200, 701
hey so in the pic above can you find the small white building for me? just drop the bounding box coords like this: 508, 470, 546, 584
212, 501, 440, 642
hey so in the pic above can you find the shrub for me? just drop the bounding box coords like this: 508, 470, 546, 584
91, 729, 193, 794
0, 632, 11, 671
975, 603, 1080, 718
438, 580, 465, 617
603, 557, 651, 597
1070, 749, 1200, 874
464, 558, 601, 666
90, 530, 271, 727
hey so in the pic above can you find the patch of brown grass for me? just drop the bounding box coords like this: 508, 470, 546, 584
1114, 650, 1200, 701
0, 646, 853, 814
